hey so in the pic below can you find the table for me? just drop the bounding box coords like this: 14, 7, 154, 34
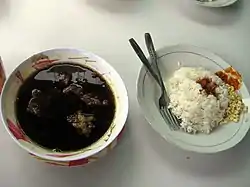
0, 0, 250, 186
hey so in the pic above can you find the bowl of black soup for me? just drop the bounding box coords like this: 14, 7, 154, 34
0, 48, 128, 166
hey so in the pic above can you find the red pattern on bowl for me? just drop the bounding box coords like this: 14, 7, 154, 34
15, 70, 24, 83
32, 59, 59, 70
7, 119, 29, 142
0, 57, 6, 93
69, 158, 89, 166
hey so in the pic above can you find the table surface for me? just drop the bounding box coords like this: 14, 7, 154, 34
0, 0, 250, 187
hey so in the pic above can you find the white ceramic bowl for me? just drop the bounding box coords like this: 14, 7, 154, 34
137, 45, 250, 153
1, 48, 129, 166
195, 0, 239, 7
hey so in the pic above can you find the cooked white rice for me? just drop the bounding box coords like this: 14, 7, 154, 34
167, 67, 229, 134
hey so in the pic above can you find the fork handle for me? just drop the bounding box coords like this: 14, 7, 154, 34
144, 33, 167, 95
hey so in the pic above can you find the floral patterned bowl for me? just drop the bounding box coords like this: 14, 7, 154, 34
0, 48, 129, 166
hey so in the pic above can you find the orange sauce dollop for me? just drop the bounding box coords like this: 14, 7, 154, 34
215, 66, 242, 90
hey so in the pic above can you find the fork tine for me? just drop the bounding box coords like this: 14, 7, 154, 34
171, 115, 180, 130
163, 107, 179, 130
164, 107, 176, 125
161, 107, 177, 130
164, 108, 175, 127
172, 114, 180, 127
167, 108, 179, 125
159, 106, 174, 130
159, 108, 171, 125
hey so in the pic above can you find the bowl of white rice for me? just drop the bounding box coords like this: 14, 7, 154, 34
137, 45, 250, 153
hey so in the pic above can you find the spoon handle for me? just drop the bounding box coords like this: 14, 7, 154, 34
129, 38, 160, 84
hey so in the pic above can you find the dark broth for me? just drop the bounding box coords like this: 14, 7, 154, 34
15, 63, 115, 151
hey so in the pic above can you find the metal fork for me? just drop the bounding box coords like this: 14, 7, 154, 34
144, 33, 180, 130
129, 37, 179, 130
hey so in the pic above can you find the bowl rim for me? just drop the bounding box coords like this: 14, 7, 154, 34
0, 47, 129, 161
195, 0, 239, 7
